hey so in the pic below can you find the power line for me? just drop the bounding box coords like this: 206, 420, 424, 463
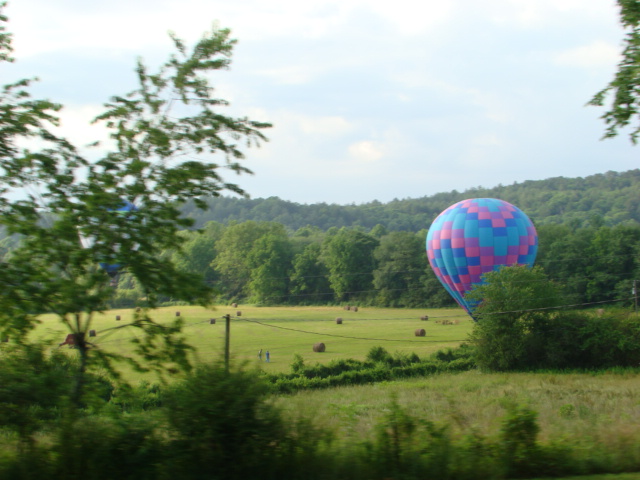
89, 293, 635, 350
236, 317, 465, 343
476, 297, 630, 318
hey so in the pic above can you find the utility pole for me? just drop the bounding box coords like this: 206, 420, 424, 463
224, 313, 231, 372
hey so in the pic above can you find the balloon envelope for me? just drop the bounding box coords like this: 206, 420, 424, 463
426, 198, 538, 317
98, 201, 138, 275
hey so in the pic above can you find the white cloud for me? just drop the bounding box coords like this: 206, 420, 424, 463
365, 0, 455, 35
236, 110, 357, 178
13, 103, 113, 160
348, 140, 384, 163
554, 40, 621, 69
4, 0, 638, 205
486, 0, 614, 28
9, 0, 354, 58
254, 66, 321, 86
11, 2, 179, 58
299, 116, 353, 136
265, 111, 354, 138
54, 104, 113, 150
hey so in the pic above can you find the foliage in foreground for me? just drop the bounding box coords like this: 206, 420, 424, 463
590, 0, 640, 143
2, 355, 640, 480
0, 4, 271, 408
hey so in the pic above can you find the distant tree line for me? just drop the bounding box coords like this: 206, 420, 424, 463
181, 169, 640, 231
38, 218, 640, 309
5, 170, 640, 309
140, 221, 454, 308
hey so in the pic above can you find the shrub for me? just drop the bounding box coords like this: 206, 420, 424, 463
53, 412, 163, 480
366, 345, 391, 363
290, 353, 305, 374
161, 361, 288, 480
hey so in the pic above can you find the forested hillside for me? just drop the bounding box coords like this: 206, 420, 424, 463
181, 169, 640, 231
4, 169, 640, 309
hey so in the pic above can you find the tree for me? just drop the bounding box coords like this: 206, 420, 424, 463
590, 0, 640, 143
0, 5, 270, 405
535, 223, 592, 305
322, 228, 378, 301
289, 243, 331, 304
372, 231, 429, 307
467, 265, 563, 370
369, 223, 389, 239
172, 221, 225, 285
585, 224, 640, 303
211, 221, 284, 299
246, 231, 293, 304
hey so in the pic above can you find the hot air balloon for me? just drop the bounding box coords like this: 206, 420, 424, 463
426, 198, 537, 318
79, 200, 139, 287
99, 200, 139, 286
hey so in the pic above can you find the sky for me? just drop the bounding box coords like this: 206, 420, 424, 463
3, 0, 637, 205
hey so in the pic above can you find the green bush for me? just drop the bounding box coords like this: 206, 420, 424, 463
0, 344, 75, 441
468, 266, 640, 371
366, 345, 392, 363
108, 381, 164, 412
161, 361, 289, 480
53, 413, 163, 480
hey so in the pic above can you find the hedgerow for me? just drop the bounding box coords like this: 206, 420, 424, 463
265, 345, 476, 394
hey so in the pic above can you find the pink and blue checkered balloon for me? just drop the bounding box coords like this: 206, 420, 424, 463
426, 198, 538, 318
98, 201, 138, 276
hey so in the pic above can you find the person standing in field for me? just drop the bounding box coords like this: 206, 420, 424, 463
265, 350, 270, 363
258, 349, 262, 360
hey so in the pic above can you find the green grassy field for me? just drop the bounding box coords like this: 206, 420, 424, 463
274, 369, 640, 442
38, 304, 640, 446
271, 369, 640, 478
30, 306, 640, 478
35, 304, 640, 449
37, 305, 473, 375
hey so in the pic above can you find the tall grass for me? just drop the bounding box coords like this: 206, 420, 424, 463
273, 369, 640, 452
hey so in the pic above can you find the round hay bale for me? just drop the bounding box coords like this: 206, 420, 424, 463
597, 308, 605, 317
135, 307, 141, 312
115, 315, 121, 321
231, 303, 238, 308
336, 317, 343, 324
236, 311, 242, 317
175, 311, 180, 317
209, 318, 216, 324
89, 330, 96, 337
420, 315, 429, 321
313, 342, 326, 352
415, 328, 426, 337
345, 305, 351, 311
353, 306, 358, 312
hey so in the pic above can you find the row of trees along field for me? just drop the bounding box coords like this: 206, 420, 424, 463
32, 218, 639, 309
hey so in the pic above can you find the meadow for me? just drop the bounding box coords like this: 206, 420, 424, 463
38, 304, 640, 449
275, 369, 640, 445
25, 306, 640, 478
37, 305, 473, 375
